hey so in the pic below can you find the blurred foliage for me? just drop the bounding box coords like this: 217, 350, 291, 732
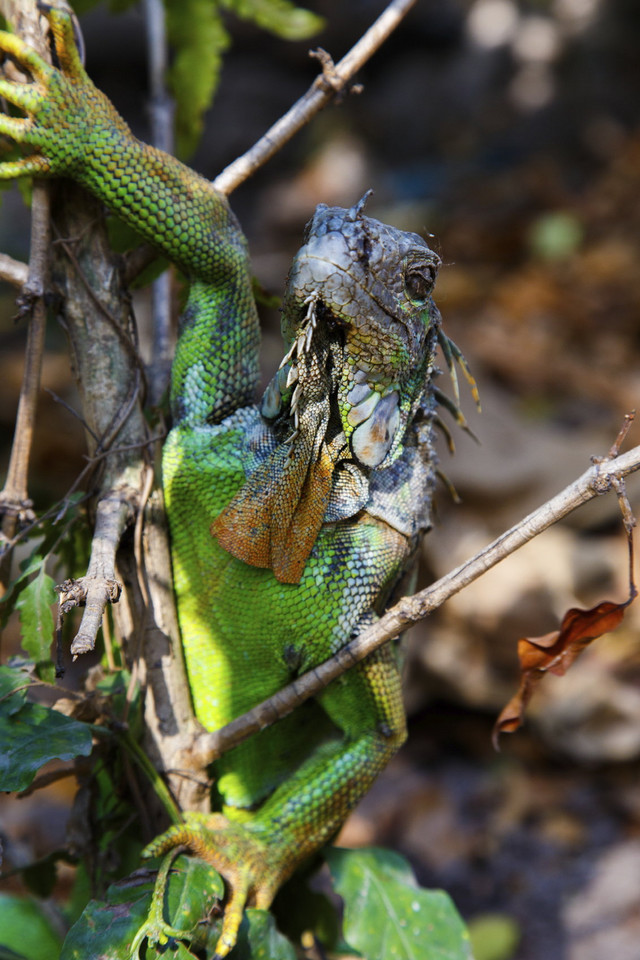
528, 211, 583, 262
467, 913, 521, 960
0, 894, 63, 960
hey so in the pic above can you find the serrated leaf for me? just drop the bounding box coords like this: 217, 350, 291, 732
0, 894, 62, 960
16, 566, 55, 664
0, 696, 93, 792
1, 552, 46, 599
165, 0, 230, 158
326, 847, 473, 960
164, 0, 322, 157
223, 0, 324, 40
61, 856, 224, 960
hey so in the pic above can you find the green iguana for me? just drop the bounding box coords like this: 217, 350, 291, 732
0, 7, 472, 956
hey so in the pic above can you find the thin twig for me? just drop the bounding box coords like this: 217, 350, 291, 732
0, 433, 162, 562
123, 461, 156, 718
213, 0, 419, 195
0, 196, 51, 584
197, 443, 640, 764
54, 371, 152, 657
45, 387, 100, 443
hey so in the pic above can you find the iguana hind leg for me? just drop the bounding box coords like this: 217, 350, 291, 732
139, 643, 406, 958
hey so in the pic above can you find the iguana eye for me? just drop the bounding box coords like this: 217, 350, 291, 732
405, 263, 437, 301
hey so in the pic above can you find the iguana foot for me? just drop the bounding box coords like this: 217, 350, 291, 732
0, 4, 121, 180
141, 812, 287, 959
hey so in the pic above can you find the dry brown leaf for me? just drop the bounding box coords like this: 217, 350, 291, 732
493, 596, 634, 749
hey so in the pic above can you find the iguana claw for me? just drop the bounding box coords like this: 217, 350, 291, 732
129, 849, 195, 959
139, 813, 281, 958
0, 4, 120, 181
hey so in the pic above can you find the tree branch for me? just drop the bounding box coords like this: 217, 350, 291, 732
0, 252, 28, 288
0, 0, 52, 586
213, 0, 419, 195
197, 442, 640, 764
144, 0, 174, 405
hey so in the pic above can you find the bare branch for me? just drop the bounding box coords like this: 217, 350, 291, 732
144, 0, 174, 404
0, 0, 52, 584
58, 495, 133, 658
198, 442, 640, 763
213, 0, 419, 195
0, 252, 29, 288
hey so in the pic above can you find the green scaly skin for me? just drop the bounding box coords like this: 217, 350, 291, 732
0, 8, 448, 957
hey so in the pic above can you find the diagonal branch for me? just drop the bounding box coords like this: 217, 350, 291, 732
213, 0, 419, 195
196, 442, 640, 764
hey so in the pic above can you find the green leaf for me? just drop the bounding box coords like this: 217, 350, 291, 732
0, 665, 30, 712
222, 0, 324, 40
62, 854, 298, 960
0, 688, 93, 792
164, 0, 322, 157
16, 565, 55, 665
165, 0, 230, 158
0, 548, 48, 631
0, 894, 62, 960
61, 855, 224, 960
326, 847, 473, 960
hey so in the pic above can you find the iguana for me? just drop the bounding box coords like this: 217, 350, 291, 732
0, 7, 472, 957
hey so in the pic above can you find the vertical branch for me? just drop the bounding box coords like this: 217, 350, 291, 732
51, 182, 206, 813
0, 1, 51, 587
0, 193, 49, 516
144, 0, 174, 405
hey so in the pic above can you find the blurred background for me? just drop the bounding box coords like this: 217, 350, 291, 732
1, 1, 640, 958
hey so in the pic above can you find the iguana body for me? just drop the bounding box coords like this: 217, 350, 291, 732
0, 9, 450, 956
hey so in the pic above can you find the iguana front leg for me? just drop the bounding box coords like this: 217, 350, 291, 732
0, 6, 260, 423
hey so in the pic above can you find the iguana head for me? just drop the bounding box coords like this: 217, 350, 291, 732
213, 195, 444, 584
275, 193, 442, 468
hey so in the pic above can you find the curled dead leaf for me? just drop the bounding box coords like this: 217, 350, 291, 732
493, 595, 636, 749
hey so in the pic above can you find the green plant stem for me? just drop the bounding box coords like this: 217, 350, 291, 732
92, 724, 183, 824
